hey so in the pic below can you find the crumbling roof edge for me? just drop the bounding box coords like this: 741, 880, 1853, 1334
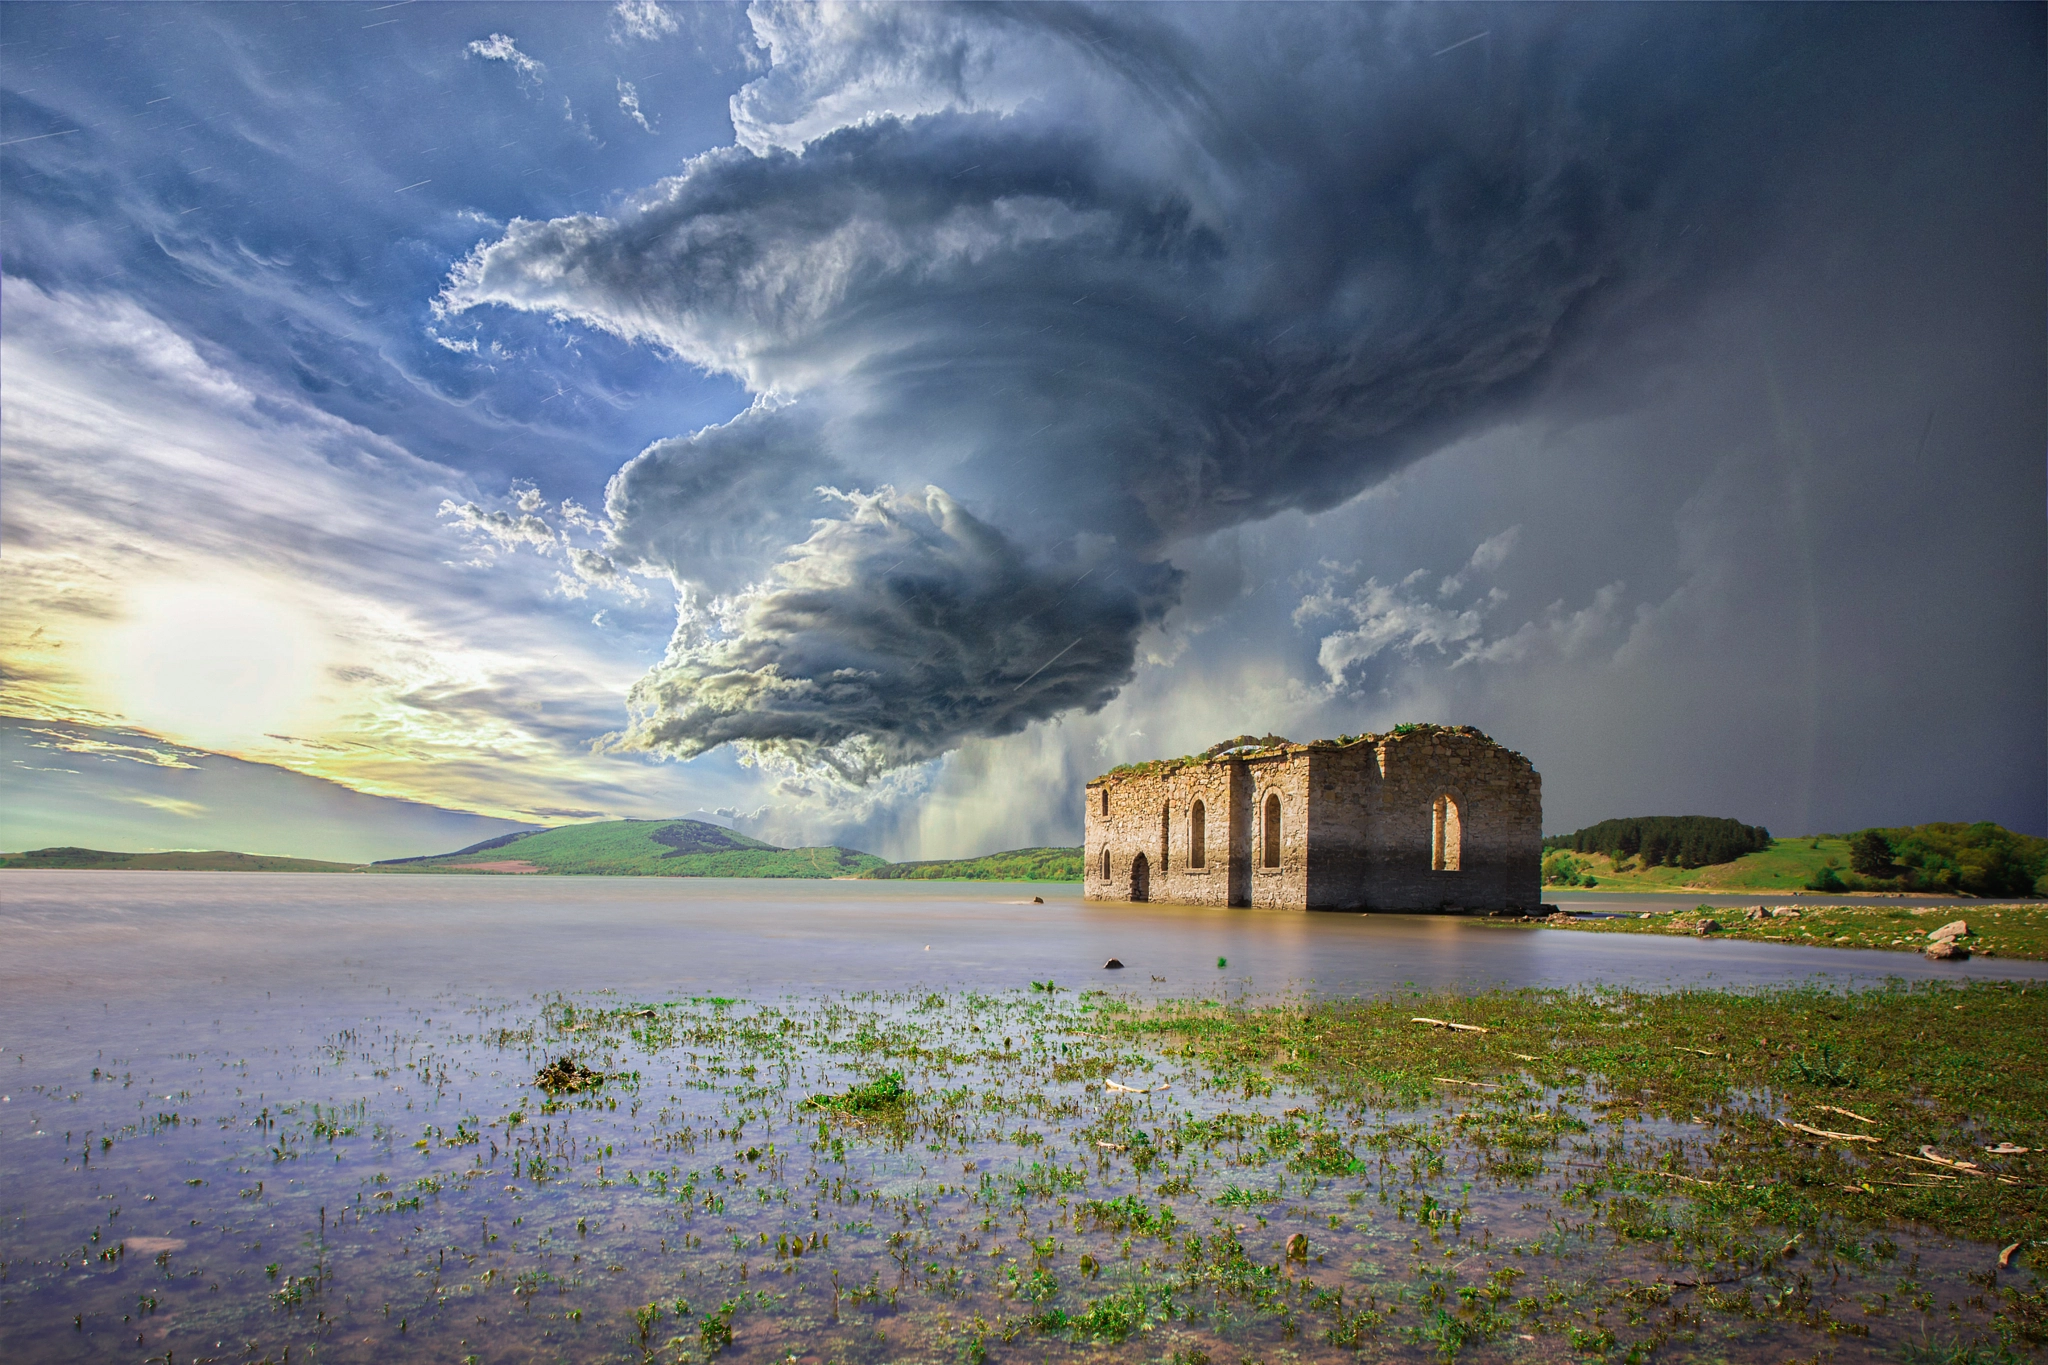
1091, 723, 1519, 782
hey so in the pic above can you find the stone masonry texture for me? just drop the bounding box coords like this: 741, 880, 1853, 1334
1083, 726, 1542, 912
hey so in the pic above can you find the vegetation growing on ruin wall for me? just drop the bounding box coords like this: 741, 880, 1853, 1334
1099, 723, 1497, 781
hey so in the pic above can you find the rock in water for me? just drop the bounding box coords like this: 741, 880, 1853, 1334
1103, 958, 1124, 970
1925, 939, 1970, 960
1032, 896, 1044, 904
1928, 919, 1970, 942
1285, 1233, 1309, 1260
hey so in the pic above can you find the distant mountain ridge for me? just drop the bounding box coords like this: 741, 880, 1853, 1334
0, 847, 364, 872
376, 818, 880, 878
5, 822, 1089, 882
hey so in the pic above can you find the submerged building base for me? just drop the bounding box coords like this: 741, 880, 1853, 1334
1083, 726, 1542, 913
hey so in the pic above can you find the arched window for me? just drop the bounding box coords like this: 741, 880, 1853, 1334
1100, 788, 1109, 816
1160, 803, 1171, 872
1433, 795, 1463, 871
1100, 846, 1111, 880
1262, 793, 1281, 869
1189, 801, 1206, 868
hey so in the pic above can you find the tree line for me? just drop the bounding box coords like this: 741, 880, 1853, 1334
1828, 822, 2048, 897
1543, 816, 1772, 870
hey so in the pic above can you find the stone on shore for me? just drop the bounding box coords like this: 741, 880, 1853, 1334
1924, 939, 1970, 961
1928, 919, 1970, 942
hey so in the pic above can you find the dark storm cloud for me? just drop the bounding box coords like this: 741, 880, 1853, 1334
618, 485, 1178, 780
601, 404, 848, 596
444, 2, 1821, 776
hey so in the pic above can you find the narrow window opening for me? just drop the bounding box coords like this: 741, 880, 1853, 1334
1190, 801, 1206, 868
1101, 846, 1111, 880
1099, 788, 1109, 816
1432, 795, 1463, 871
1262, 793, 1281, 869
1160, 803, 1171, 872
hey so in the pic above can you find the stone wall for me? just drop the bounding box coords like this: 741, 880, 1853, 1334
1083, 758, 1245, 907
1346, 729, 1542, 911
1085, 727, 1541, 912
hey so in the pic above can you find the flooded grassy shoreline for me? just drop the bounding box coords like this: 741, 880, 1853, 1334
3, 979, 2042, 1364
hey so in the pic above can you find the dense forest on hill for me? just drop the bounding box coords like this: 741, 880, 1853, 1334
1544, 816, 1772, 869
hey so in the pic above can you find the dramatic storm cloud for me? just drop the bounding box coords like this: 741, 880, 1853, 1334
5, 2, 2038, 857
444, 2, 1791, 776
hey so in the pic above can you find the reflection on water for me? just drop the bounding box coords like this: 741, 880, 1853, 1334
1, 874, 2038, 1363
5, 873, 2041, 1017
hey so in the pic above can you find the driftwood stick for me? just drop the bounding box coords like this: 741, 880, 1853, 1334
1814, 1103, 1876, 1124
1620, 1167, 1720, 1188
1890, 1151, 1992, 1176
1786, 1121, 1878, 1143
1561, 1162, 1718, 1187
1412, 1017, 1490, 1033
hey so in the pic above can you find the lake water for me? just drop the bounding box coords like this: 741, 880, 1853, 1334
2, 873, 2036, 1363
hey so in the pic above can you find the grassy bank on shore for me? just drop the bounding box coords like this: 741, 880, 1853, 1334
1537, 901, 2048, 960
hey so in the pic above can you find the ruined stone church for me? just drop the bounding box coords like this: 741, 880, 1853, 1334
1083, 726, 1542, 912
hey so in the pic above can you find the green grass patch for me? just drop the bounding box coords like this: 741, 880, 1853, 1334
1542, 901, 2048, 960
801, 1070, 909, 1113
1105, 979, 2048, 1247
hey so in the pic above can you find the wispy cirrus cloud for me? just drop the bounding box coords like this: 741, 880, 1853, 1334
0, 276, 724, 824
466, 33, 545, 86
610, 0, 678, 44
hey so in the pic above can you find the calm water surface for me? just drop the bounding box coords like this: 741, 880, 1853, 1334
2, 873, 2036, 1364
6, 873, 2039, 1016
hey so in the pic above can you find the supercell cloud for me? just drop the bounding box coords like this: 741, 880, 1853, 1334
444, 2, 1807, 778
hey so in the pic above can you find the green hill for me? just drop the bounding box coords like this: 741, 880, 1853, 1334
862, 846, 1082, 881
1544, 822, 2048, 897
1544, 815, 1772, 869
0, 846, 366, 872
377, 819, 886, 878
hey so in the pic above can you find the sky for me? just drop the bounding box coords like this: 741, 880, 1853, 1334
2, 1, 2042, 861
